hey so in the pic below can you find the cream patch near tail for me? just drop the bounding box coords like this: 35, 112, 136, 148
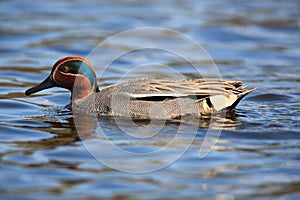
209, 94, 237, 111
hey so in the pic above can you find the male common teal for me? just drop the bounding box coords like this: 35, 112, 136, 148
25, 56, 255, 119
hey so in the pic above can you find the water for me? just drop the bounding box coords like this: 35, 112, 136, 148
1, 0, 300, 199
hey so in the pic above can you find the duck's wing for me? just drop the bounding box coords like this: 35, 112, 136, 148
118, 78, 242, 97
114, 77, 255, 112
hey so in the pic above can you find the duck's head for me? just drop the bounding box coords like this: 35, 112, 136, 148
25, 56, 99, 100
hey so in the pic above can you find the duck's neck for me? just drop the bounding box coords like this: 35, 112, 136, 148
70, 76, 98, 101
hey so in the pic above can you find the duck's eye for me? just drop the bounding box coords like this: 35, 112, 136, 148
60, 66, 70, 73
58, 62, 79, 74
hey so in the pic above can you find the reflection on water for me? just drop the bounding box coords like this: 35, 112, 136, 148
1, 0, 300, 199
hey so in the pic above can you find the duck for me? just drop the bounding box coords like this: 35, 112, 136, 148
25, 56, 256, 119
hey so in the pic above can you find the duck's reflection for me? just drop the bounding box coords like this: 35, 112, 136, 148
13, 109, 242, 151
1, 109, 244, 174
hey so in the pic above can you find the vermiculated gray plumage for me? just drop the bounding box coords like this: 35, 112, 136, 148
72, 77, 255, 119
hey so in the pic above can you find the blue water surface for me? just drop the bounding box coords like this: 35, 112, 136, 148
0, 0, 300, 199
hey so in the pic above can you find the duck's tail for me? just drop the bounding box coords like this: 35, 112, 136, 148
200, 86, 256, 114
228, 87, 256, 110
